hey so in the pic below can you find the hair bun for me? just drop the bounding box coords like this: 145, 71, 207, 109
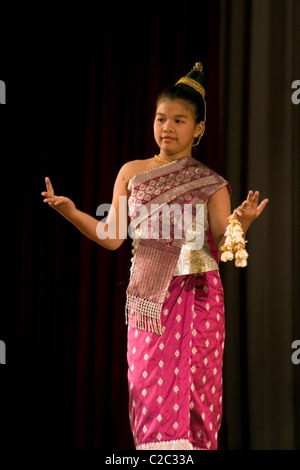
193, 62, 203, 73
176, 62, 205, 98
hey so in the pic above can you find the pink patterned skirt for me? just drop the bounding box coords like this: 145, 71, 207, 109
127, 271, 225, 450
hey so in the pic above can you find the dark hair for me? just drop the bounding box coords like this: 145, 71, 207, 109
156, 84, 206, 123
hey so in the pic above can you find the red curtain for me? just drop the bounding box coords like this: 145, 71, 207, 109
3, 0, 223, 449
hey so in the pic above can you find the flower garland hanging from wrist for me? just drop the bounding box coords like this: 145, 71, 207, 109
220, 211, 248, 267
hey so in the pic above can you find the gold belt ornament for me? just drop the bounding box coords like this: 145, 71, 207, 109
173, 243, 218, 275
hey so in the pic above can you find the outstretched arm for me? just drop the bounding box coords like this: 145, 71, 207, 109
41, 169, 130, 250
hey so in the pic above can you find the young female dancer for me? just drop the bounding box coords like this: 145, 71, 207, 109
42, 63, 268, 450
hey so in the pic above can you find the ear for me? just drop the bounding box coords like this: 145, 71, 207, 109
194, 121, 205, 137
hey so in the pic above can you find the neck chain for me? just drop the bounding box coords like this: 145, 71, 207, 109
154, 154, 189, 165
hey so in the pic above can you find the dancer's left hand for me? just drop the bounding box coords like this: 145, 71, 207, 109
235, 190, 269, 231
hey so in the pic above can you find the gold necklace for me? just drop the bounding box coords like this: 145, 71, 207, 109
154, 154, 189, 165
154, 154, 171, 164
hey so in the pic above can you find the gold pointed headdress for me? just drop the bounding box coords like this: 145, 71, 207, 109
176, 62, 205, 98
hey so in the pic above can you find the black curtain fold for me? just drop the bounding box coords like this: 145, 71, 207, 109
221, 0, 300, 450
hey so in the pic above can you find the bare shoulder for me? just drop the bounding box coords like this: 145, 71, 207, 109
117, 157, 156, 184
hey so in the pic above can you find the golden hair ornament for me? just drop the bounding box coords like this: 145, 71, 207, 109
176, 61, 205, 98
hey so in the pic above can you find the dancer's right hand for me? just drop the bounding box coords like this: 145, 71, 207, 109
42, 177, 77, 219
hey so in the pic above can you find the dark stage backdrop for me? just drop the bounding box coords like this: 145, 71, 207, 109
220, 0, 300, 450
1, 1, 223, 450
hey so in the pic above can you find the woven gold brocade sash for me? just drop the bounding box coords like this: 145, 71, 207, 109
125, 157, 228, 335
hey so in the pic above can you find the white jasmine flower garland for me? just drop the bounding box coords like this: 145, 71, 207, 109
220, 211, 248, 267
